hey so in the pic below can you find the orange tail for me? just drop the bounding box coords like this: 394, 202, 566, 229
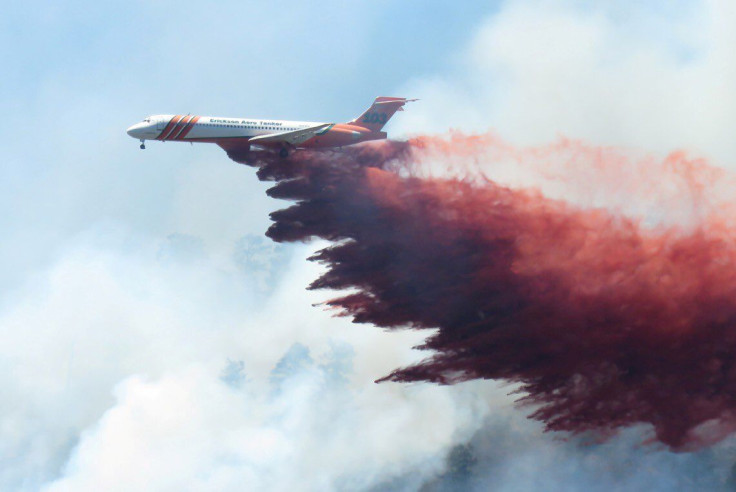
348, 97, 416, 132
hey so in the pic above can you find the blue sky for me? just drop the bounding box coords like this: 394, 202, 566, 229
2, 1, 736, 490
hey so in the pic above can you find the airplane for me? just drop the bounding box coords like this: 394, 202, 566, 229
126, 97, 416, 159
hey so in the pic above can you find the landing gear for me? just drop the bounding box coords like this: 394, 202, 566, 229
139, 139, 146, 150
279, 148, 289, 158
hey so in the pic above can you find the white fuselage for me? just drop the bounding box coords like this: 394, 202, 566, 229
127, 114, 325, 142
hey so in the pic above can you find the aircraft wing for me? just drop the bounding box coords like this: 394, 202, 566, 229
248, 123, 333, 147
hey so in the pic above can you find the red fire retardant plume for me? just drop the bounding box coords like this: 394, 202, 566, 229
237, 136, 736, 450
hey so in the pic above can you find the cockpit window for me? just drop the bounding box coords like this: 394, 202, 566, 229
143, 118, 151, 123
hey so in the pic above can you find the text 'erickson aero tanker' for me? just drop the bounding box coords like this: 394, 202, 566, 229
126, 97, 416, 159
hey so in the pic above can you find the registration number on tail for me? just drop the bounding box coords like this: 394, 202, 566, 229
362, 112, 388, 124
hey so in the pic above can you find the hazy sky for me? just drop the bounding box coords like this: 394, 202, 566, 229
2, 1, 736, 490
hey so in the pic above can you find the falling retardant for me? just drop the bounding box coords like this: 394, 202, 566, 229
235, 135, 736, 450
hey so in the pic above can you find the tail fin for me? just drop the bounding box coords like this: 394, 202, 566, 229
348, 97, 416, 132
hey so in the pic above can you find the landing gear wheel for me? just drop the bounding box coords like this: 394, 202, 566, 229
279, 148, 289, 158
140, 140, 146, 150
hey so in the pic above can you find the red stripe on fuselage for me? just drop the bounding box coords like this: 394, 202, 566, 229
169, 115, 193, 140
158, 115, 183, 140
176, 115, 200, 140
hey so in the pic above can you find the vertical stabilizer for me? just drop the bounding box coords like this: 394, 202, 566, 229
348, 97, 416, 132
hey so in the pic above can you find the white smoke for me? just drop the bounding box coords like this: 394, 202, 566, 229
1, 224, 502, 491
42, 351, 502, 491
395, 0, 736, 167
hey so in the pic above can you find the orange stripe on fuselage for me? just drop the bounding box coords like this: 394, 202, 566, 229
158, 115, 183, 140
169, 115, 193, 140
176, 115, 200, 140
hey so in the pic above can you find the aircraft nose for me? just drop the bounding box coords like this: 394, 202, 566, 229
127, 122, 145, 138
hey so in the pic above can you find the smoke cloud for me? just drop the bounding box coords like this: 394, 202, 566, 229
242, 134, 736, 450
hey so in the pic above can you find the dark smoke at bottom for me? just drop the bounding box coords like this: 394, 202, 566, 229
238, 137, 736, 450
